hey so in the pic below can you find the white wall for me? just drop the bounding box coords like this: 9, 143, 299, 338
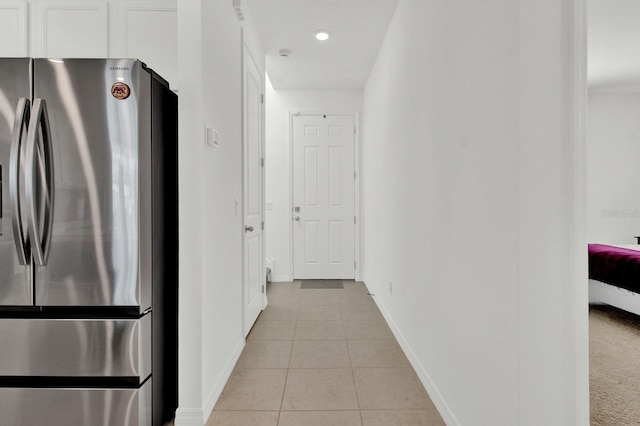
176, 0, 204, 422
264, 79, 363, 281
362, 0, 585, 425
199, 0, 244, 418
177, 0, 246, 424
587, 92, 640, 244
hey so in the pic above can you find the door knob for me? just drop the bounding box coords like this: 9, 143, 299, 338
294, 216, 300, 221
245, 226, 254, 232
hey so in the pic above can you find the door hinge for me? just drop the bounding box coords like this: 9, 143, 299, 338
354, 261, 357, 269
262, 284, 265, 294
354, 216, 357, 224
354, 126, 356, 135
261, 94, 264, 104
261, 158, 264, 167
261, 221, 264, 230
354, 171, 356, 179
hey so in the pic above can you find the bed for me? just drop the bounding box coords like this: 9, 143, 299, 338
589, 243, 640, 315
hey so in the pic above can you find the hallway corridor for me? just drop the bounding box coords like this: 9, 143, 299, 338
207, 281, 445, 425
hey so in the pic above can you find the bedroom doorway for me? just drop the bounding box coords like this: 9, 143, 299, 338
584, 1, 640, 422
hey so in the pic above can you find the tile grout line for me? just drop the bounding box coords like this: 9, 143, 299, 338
277, 294, 298, 425
342, 304, 364, 426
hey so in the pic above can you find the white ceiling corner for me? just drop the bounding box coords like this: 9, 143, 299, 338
245, 0, 400, 90
245, 0, 640, 92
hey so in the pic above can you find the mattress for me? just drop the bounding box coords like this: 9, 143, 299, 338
589, 243, 640, 294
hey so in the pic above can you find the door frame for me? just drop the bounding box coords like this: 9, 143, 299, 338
288, 111, 361, 281
241, 35, 266, 338
571, 0, 589, 422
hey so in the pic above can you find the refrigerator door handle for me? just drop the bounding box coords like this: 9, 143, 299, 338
9, 98, 30, 265
25, 98, 54, 266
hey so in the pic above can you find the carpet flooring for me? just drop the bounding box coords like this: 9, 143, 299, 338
590, 304, 640, 425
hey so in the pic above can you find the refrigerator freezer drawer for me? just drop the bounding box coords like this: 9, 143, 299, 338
0, 314, 151, 379
0, 379, 151, 426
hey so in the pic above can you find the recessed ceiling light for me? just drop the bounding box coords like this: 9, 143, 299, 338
314, 30, 330, 41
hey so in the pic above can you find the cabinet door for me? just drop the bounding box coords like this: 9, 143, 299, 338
0, 1, 27, 57
112, 0, 178, 91
30, 0, 109, 58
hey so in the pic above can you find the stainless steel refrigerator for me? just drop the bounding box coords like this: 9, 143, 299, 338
0, 58, 178, 426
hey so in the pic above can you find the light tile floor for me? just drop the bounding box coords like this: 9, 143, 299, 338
207, 281, 445, 426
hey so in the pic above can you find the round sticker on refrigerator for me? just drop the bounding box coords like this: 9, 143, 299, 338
111, 82, 130, 100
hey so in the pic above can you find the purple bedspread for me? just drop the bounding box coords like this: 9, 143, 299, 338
589, 243, 640, 293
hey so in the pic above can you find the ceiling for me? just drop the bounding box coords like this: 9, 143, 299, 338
245, 0, 634, 91
588, 0, 640, 92
244, 0, 400, 90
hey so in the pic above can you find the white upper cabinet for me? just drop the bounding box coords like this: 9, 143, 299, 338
111, 0, 177, 90
1, 0, 178, 89
0, 1, 28, 57
30, 1, 109, 58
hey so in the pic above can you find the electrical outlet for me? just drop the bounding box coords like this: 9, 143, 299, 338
389, 281, 393, 295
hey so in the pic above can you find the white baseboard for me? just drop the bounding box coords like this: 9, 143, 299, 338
175, 339, 245, 426
272, 274, 293, 282
174, 408, 203, 426
203, 339, 245, 421
366, 282, 460, 426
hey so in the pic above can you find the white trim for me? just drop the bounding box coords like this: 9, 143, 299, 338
289, 111, 361, 281
261, 74, 267, 310
175, 339, 245, 426
570, 0, 589, 424
272, 274, 293, 283
354, 111, 361, 281
368, 282, 460, 426
175, 338, 244, 426
174, 408, 204, 426
288, 111, 295, 281
202, 339, 245, 423
241, 28, 247, 337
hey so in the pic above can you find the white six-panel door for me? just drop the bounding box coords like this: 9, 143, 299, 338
293, 114, 355, 279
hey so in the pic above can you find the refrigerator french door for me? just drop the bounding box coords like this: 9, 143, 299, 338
0, 58, 178, 426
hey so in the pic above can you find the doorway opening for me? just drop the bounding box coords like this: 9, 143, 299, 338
585, 1, 640, 422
